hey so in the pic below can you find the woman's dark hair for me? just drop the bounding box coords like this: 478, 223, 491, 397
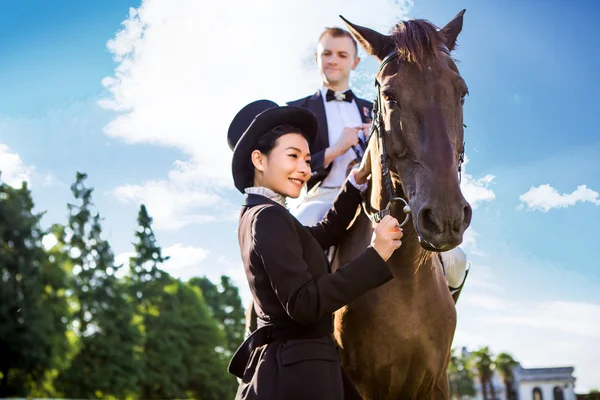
253, 125, 309, 155
243, 125, 310, 188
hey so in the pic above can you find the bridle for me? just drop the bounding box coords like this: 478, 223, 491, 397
361, 48, 466, 227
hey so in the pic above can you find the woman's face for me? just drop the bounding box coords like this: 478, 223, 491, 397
252, 133, 311, 198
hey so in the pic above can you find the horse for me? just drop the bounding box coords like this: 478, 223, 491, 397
331, 11, 472, 399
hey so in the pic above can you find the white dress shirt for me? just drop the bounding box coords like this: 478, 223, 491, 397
319, 87, 365, 188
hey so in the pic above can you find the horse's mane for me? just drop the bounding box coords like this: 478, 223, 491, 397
391, 19, 445, 67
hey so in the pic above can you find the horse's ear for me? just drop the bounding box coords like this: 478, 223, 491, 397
440, 9, 465, 52
339, 15, 394, 61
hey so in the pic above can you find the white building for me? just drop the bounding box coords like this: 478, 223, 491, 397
461, 348, 577, 400
513, 366, 576, 400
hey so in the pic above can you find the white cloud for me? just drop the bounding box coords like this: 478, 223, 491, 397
112, 160, 234, 230
457, 156, 496, 254
481, 300, 600, 339
454, 289, 600, 393
115, 245, 252, 305
0, 144, 34, 188
461, 227, 489, 257
115, 243, 209, 281
518, 183, 600, 212
101, 0, 414, 208
114, 251, 136, 278
461, 293, 508, 311
460, 156, 495, 209
161, 243, 210, 280
100, 0, 413, 169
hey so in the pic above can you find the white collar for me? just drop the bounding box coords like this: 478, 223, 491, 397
244, 186, 287, 208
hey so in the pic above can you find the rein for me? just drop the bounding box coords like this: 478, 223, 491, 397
361, 49, 466, 227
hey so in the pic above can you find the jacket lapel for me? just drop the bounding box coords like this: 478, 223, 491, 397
355, 97, 373, 124
306, 91, 329, 149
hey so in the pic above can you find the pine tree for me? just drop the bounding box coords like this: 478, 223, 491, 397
55, 172, 140, 399
129, 204, 237, 398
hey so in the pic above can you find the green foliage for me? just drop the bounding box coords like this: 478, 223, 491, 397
129, 204, 237, 399
189, 275, 246, 355
470, 346, 497, 400
495, 352, 519, 400
0, 180, 70, 397
140, 279, 236, 399
0, 172, 241, 398
55, 173, 141, 399
448, 348, 476, 399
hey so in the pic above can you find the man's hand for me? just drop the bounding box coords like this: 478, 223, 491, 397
360, 122, 373, 138
324, 127, 361, 167
333, 127, 360, 157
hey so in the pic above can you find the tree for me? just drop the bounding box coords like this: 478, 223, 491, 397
128, 204, 169, 293
128, 204, 178, 399
133, 276, 236, 399
448, 348, 476, 399
189, 275, 246, 355
55, 173, 141, 399
172, 280, 236, 399
0, 180, 70, 397
495, 352, 519, 400
129, 204, 237, 399
470, 346, 496, 400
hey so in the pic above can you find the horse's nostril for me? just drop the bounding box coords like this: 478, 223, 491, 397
463, 204, 473, 226
418, 207, 442, 234
453, 204, 473, 232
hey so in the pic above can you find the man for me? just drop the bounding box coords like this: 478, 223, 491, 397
288, 27, 373, 226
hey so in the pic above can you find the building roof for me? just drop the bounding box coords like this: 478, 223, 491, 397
514, 366, 576, 383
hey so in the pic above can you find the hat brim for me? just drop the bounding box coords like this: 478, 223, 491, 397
232, 106, 318, 193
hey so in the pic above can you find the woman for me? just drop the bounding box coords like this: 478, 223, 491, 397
227, 100, 403, 400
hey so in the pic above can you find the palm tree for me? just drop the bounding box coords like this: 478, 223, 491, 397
495, 352, 519, 400
448, 349, 461, 399
470, 347, 496, 400
448, 348, 476, 399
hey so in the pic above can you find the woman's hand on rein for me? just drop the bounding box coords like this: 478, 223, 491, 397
371, 215, 403, 262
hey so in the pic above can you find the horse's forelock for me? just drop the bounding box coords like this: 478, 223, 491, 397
391, 19, 442, 67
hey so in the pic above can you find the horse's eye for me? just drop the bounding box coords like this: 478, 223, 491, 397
382, 92, 397, 106
460, 88, 469, 105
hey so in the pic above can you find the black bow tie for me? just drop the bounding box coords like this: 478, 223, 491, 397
325, 89, 354, 103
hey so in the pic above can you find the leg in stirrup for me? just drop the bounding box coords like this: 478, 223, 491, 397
439, 246, 470, 304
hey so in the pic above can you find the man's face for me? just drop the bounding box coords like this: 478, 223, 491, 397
316, 34, 359, 87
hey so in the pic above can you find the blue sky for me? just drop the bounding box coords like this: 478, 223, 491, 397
1, 0, 599, 393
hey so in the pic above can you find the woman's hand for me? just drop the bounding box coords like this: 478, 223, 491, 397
371, 215, 403, 262
353, 146, 371, 185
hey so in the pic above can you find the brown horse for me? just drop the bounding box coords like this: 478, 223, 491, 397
331, 11, 472, 399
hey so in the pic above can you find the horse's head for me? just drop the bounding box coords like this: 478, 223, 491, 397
342, 11, 472, 252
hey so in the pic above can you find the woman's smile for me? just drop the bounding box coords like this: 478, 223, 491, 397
289, 177, 305, 187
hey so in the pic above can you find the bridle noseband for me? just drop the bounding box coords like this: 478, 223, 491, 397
361, 49, 466, 228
